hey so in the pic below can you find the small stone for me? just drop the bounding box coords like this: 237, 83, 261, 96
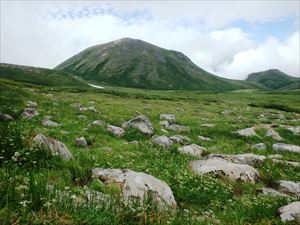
42, 118, 59, 127
26, 101, 37, 107
75, 137, 88, 148
278, 180, 300, 197
251, 143, 266, 150
166, 124, 190, 132
201, 124, 215, 128
101, 146, 113, 151
107, 125, 125, 137
236, 127, 258, 137
90, 120, 105, 127
122, 115, 154, 135
80, 106, 97, 112
272, 159, 300, 167
198, 136, 211, 141
152, 136, 173, 148
266, 129, 283, 141
22, 108, 39, 119
278, 201, 300, 223
0, 112, 14, 121
259, 187, 288, 197
160, 114, 176, 123
159, 120, 169, 127
170, 135, 191, 144
178, 144, 206, 157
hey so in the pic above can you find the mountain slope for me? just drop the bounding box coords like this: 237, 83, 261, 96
55, 38, 262, 91
246, 69, 300, 90
0, 63, 85, 87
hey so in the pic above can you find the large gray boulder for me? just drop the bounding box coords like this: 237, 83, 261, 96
92, 168, 177, 209
42, 118, 59, 127
22, 108, 39, 119
122, 115, 154, 135
208, 153, 266, 165
189, 158, 260, 183
236, 127, 259, 137
152, 136, 173, 148
265, 129, 283, 141
273, 143, 300, 154
107, 125, 125, 137
160, 114, 176, 124
178, 144, 206, 157
278, 180, 300, 197
278, 201, 300, 223
32, 134, 72, 160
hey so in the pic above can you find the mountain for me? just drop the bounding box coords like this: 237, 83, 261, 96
246, 69, 300, 90
0, 63, 85, 87
55, 38, 262, 91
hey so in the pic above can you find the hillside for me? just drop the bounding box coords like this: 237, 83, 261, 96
246, 69, 300, 90
0, 63, 86, 87
55, 38, 262, 91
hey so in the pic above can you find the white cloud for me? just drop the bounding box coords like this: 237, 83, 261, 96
0, 1, 299, 79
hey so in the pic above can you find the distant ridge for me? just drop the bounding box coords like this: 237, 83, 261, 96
246, 69, 299, 90
55, 38, 262, 91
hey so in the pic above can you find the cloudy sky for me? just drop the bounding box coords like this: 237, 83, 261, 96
1, 1, 299, 79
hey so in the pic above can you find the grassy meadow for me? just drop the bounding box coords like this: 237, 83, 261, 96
0, 78, 299, 225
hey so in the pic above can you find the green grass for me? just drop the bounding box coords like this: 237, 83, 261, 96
0, 78, 299, 224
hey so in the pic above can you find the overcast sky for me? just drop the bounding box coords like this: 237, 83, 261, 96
1, 1, 299, 79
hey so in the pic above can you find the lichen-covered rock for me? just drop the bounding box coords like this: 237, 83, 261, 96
208, 153, 266, 165
122, 115, 154, 135
266, 129, 283, 141
189, 158, 260, 183
273, 143, 300, 154
178, 144, 206, 157
32, 134, 72, 160
278, 201, 300, 223
160, 114, 176, 123
278, 180, 300, 197
22, 108, 39, 119
152, 136, 173, 148
107, 125, 125, 137
251, 143, 266, 150
236, 127, 258, 137
75, 137, 88, 148
42, 118, 59, 127
92, 168, 177, 209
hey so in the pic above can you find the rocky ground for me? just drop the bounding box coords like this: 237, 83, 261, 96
0, 79, 300, 224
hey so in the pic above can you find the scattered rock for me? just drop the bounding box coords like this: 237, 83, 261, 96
278, 180, 300, 197
169, 135, 191, 144
122, 115, 154, 135
258, 187, 288, 197
236, 127, 259, 137
198, 136, 211, 141
152, 136, 173, 148
159, 120, 169, 127
90, 120, 105, 127
32, 134, 72, 160
287, 126, 300, 136
201, 124, 215, 128
128, 140, 138, 145
160, 114, 176, 123
107, 125, 125, 137
278, 201, 300, 223
0, 112, 14, 121
166, 124, 190, 132
22, 108, 39, 119
92, 168, 177, 209
273, 143, 300, 154
266, 129, 283, 141
272, 159, 300, 167
178, 144, 206, 157
80, 106, 97, 112
208, 153, 266, 165
75, 137, 88, 148
189, 158, 260, 183
251, 143, 266, 150
26, 101, 37, 107
101, 146, 113, 151
42, 118, 59, 127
